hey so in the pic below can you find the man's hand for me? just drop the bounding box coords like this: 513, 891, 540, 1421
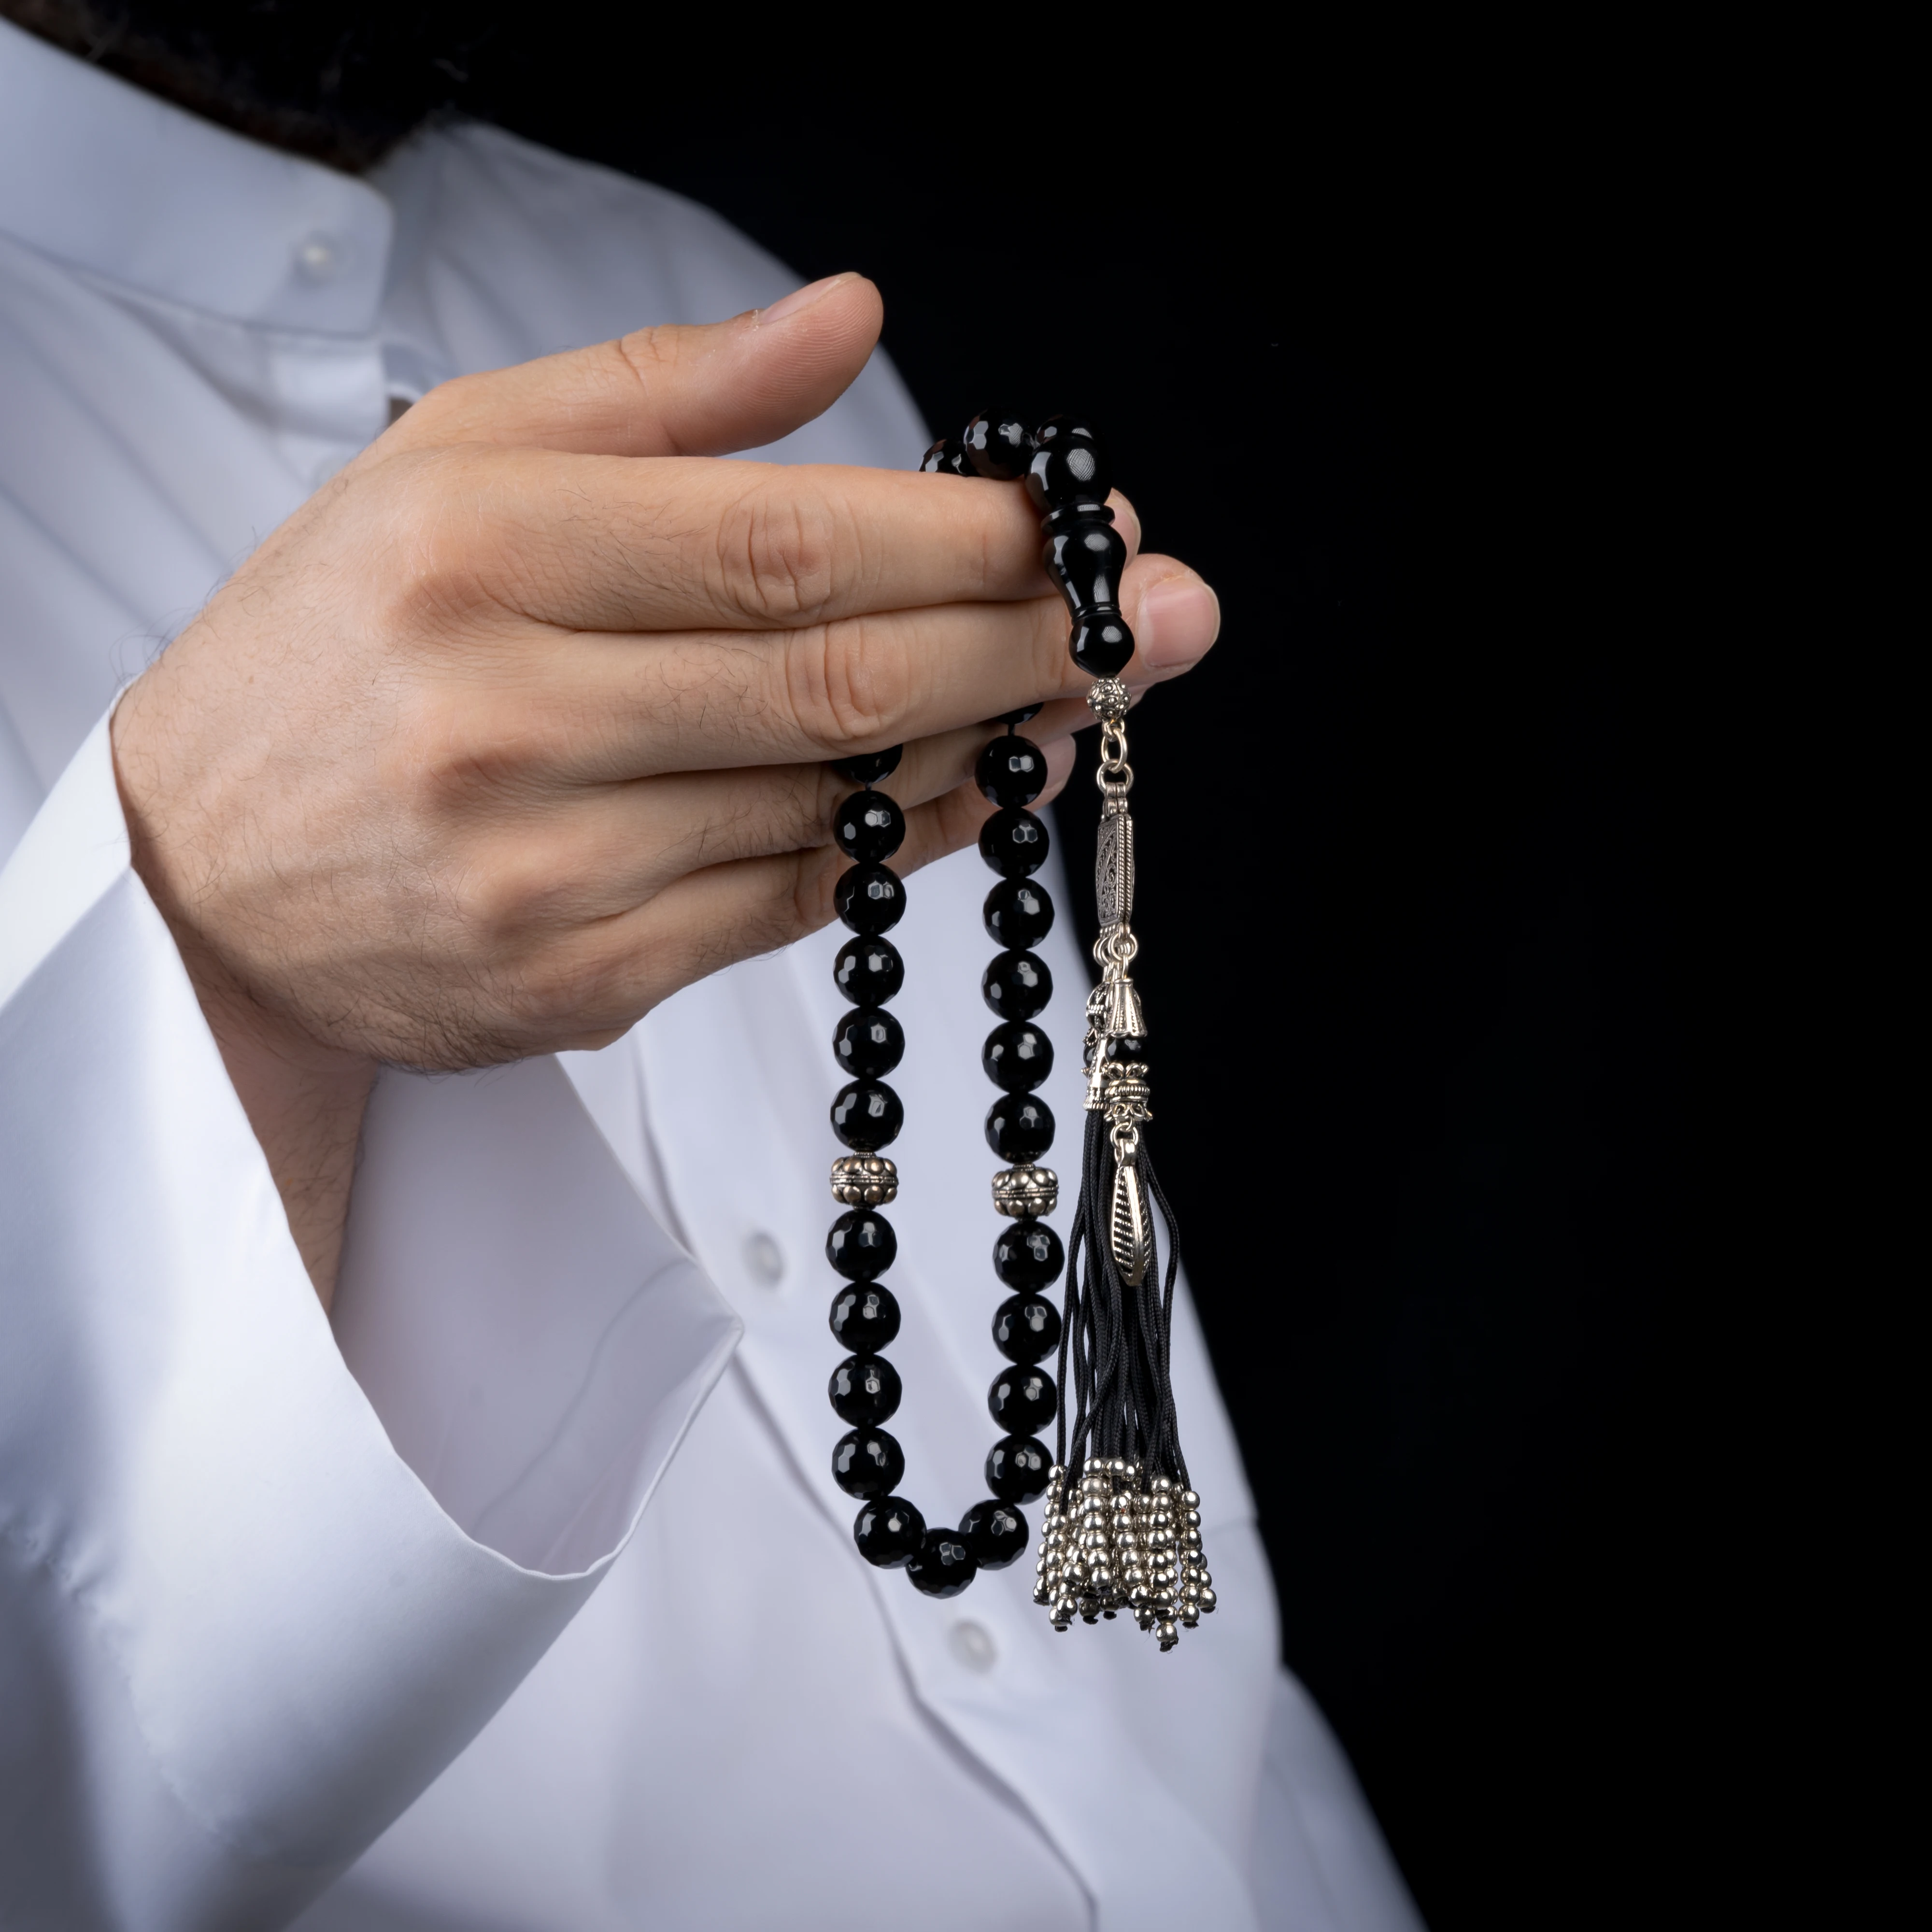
111, 274, 1221, 1301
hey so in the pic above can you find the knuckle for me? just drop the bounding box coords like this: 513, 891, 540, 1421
713, 479, 840, 623
784, 612, 913, 754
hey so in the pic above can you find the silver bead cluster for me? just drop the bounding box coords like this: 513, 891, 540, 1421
992, 1164, 1058, 1217
830, 1154, 898, 1207
1032, 1459, 1216, 1651
1086, 677, 1131, 722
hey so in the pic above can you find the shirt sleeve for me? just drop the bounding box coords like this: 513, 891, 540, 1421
0, 714, 742, 1932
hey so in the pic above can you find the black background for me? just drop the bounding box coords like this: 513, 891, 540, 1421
442, 45, 1686, 1932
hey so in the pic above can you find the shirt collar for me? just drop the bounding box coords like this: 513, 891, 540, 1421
0, 16, 392, 334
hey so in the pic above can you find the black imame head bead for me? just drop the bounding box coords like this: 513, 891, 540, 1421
985, 1433, 1053, 1504
829, 1352, 903, 1426
831, 1079, 903, 1151
853, 1495, 926, 1567
978, 808, 1050, 879
830, 745, 903, 786
981, 949, 1052, 1020
987, 1365, 1057, 1435
833, 791, 905, 864
830, 1282, 901, 1351
833, 1006, 904, 1080
1042, 519, 1128, 619
833, 936, 904, 1006
983, 1020, 1053, 1093
832, 1426, 905, 1499
983, 878, 1054, 949
993, 1217, 1064, 1290
975, 734, 1048, 808
834, 863, 905, 935
1070, 614, 1135, 679
985, 1094, 1054, 1163
905, 1527, 978, 1598
1024, 421, 1112, 514
958, 1499, 1030, 1570
963, 412, 1032, 481
992, 1292, 1061, 1364
827, 1207, 896, 1281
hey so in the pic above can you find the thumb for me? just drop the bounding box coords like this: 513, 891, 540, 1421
390, 272, 884, 459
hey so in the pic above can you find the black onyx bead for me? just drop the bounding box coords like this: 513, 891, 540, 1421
835, 864, 905, 935
831, 746, 902, 786
1025, 425, 1112, 514
994, 1218, 1064, 1289
834, 936, 904, 1006
832, 1426, 904, 1499
988, 1365, 1057, 1434
978, 809, 1050, 879
983, 878, 1054, 950
983, 1021, 1053, 1093
833, 791, 905, 864
906, 1527, 978, 1598
985, 1094, 1054, 1163
975, 735, 1048, 808
963, 412, 1032, 481
833, 1006, 904, 1080
1070, 613, 1135, 678
959, 1499, 1030, 1570
919, 437, 974, 479
827, 1208, 896, 1280
982, 949, 1052, 1020
830, 1282, 900, 1351
991, 703, 1044, 727
985, 1434, 1053, 1504
1083, 1032, 1146, 1069
992, 1292, 1062, 1364
831, 1080, 903, 1151
829, 1352, 902, 1426
853, 1495, 926, 1568
1042, 519, 1128, 620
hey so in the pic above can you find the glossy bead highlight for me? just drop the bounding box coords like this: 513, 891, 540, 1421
833, 937, 904, 1006
992, 1293, 1061, 1364
987, 1366, 1057, 1434
963, 412, 1032, 481
853, 1496, 926, 1567
958, 1499, 1030, 1570
831, 1080, 903, 1151
830, 745, 902, 786
983, 879, 1054, 949
906, 1527, 979, 1597
833, 1007, 904, 1080
985, 1434, 1053, 1504
981, 949, 1052, 1020
833, 791, 905, 863
834, 863, 905, 935
829, 1353, 902, 1426
832, 1426, 905, 1499
826, 1208, 896, 1281
983, 1021, 1053, 1092
975, 735, 1048, 807
993, 1218, 1064, 1290
830, 1283, 901, 1351
978, 808, 1050, 878
984, 1094, 1054, 1162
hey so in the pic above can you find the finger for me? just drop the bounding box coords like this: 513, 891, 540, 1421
383, 274, 885, 461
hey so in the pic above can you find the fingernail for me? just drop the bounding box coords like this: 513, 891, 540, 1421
1136, 571, 1221, 670
757, 273, 856, 326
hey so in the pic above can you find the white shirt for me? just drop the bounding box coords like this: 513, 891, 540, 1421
0, 21, 1423, 1930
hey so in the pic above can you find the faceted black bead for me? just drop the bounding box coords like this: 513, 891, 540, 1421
833, 791, 905, 864
1070, 614, 1135, 678
1024, 422, 1112, 513
983, 878, 1054, 950
978, 808, 1050, 879
832, 1426, 904, 1499
993, 1218, 1065, 1290
985, 1434, 1053, 1504
827, 1208, 896, 1281
834, 936, 904, 1006
1083, 1033, 1146, 1069
988, 1365, 1057, 1434
919, 437, 974, 479
830, 1282, 901, 1351
959, 1499, 1030, 1570
992, 1293, 1062, 1364
990, 703, 1044, 727
981, 949, 1052, 1020
975, 734, 1048, 808
1042, 519, 1128, 619
833, 1006, 904, 1080
831, 745, 902, 786
853, 1495, 926, 1568
984, 1094, 1054, 1163
983, 1021, 1053, 1093
829, 1352, 902, 1426
963, 412, 1032, 481
906, 1526, 978, 1598
831, 1080, 903, 1151
835, 864, 905, 935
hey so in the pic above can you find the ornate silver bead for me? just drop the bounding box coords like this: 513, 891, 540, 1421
991, 1164, 1059, 1218
1085, 676, 1131, 722
830, 1154, 898, 1207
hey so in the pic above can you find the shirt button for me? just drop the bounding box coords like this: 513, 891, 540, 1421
295, 233, 344, 282
744, 1232, 786, 1286
948, 1620, 998, 1673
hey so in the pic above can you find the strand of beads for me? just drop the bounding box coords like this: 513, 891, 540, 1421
824, 738, 1054, 1597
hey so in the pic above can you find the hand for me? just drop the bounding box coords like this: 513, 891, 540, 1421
112, 274, 1222, 1298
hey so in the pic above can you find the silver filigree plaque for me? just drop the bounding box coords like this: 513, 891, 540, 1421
1095, 808, 1135, 929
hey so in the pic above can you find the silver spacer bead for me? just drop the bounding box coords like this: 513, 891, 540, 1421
992, 1164, 1059, 1218
830, 1153, 898, 1207
1086, 676, 1131, 722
